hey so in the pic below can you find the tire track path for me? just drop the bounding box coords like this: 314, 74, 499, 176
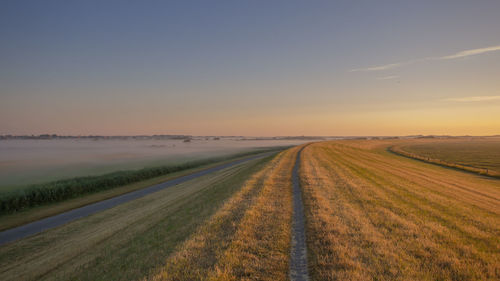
290, 147, 309, 281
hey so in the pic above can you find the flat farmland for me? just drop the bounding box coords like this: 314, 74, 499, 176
0, 138, 307, 190
390, 137, 500, 177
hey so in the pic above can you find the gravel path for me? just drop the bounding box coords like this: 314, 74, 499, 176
290, 147, 310, 281
0, 152, 274, 246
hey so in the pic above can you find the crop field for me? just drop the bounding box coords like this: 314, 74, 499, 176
390, 137, 500, 177
1, 140, 499, 281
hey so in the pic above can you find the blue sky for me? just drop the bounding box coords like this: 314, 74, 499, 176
1, 1, 500, 135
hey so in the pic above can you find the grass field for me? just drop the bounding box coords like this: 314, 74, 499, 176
1, 140, 499, 281
150, 146, 301, 281
0, 148, 284, 216
0, 155, 274, 280
301, 141, 500, 280
0, 153, 274, 231
390, 137, 500, 177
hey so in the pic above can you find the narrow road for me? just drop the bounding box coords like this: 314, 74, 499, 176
290, 147, 310, 281
0, 152, 275, 246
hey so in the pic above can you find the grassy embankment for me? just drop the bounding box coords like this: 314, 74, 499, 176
4, 139, 497, 281
0, 153, 276, 281
301, 141, 500, 281
0, 148, 284, 230
389, 138, 500, 178
150, 145, 301, 281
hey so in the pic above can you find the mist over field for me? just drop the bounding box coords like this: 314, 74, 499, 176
1, 2, 499, 280
0, 138, 311, 189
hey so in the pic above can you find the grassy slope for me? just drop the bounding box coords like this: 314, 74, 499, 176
0, 154, 273, 281
6, 140, 498, 281
0, 152, 277, 231
0, 148, 285, 214
151, 146, 302, 281
301, 141, 500, 281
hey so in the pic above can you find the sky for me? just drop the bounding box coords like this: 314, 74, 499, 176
1, 0, 500, 136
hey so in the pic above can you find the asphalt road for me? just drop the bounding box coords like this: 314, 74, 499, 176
0, 152, 275, 246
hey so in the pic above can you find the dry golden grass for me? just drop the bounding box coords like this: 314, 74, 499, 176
151, 146, 301, 281
0, 156, 271, 281
0, 155, 266, 231
301, 141, 500, 281
5, 140, 498, 281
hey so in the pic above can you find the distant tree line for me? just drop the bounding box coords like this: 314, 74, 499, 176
0, 134, 193, 140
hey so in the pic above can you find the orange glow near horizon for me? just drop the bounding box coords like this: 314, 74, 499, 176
1, 2, 499, 136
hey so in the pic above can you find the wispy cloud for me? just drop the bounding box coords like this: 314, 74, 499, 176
351, 44, 500, 72
439, 45, 500, 60
443, 95, 500, 102
376, 75, 399, 80
351, 63, 402, 72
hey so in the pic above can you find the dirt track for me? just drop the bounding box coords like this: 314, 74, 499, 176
290, 147, 309, 281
